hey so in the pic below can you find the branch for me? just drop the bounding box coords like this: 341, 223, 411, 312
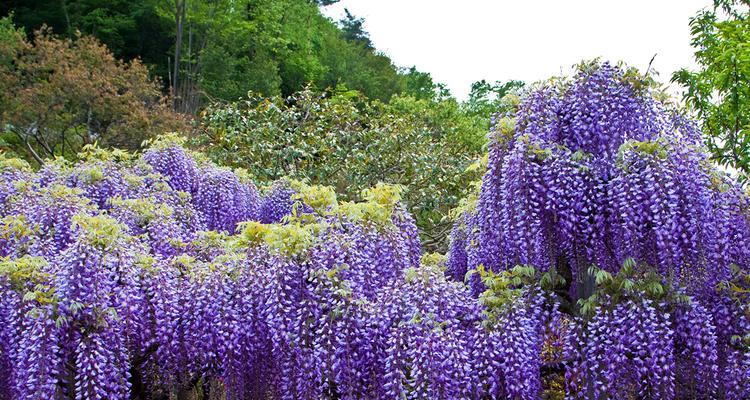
13, 128, 44, 165
645, 53, 657, 76
33, 132, 55, 157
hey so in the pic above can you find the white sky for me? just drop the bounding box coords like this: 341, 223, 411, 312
322, 0, 709, 100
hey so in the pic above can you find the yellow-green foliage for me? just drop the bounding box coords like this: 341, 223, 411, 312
0, 255, 48, 288
293, 183, 338, 215
496, 116, 516, 144
235, 183, 407, 257
80, 166, 106, 184
232, 167, 256, 185
420, 252, 447, 268
134, 254, 157, 274
501, 93, 522, 109
236, 221, 315, 257
477, 265, 543, 328
618, 139, 669, 161
110, 197, 174, 226
1, 214, 36, 240
142, 132, 189, 150
403, 267, 425, 284
0, 255, 56, 305
0, 153, 31, 172
71, 214, 126, 249
362, 182, 403, 206
190, 230, 232, 253
78, 143, 133, 163
338, 183, 404, 226
48, 184, 83, 199
464, 154, 488, 174
23, 184, 86, 205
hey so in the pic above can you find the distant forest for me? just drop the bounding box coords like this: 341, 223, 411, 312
1, 0, 446, 112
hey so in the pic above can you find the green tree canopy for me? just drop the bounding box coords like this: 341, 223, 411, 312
673, 0, 750, 180
1, 0, 430, 111
464, 79, 525, 130
196, 88, 491, 250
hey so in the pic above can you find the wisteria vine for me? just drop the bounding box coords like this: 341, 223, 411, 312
0, 62, 748, 399
448, 61, 750, 398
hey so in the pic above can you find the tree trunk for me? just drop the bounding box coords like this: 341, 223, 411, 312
173, 0, 186, 111
59, 0, 72, 35
15, 128, 44, 165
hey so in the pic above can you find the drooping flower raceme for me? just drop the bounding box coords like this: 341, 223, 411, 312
0, 62, 748, 399
447, 62, 750, 398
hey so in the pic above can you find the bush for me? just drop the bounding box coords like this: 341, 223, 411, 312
196, 88, 493, 251
0, 17, 188, 165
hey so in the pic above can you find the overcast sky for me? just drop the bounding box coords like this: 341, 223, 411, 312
322, 0, 709, 100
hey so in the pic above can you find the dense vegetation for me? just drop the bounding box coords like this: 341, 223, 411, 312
674, 0, 750, 180
196, 88, 505, 250
0, 8, 518, 247
0, 17, 187, 164
1, 1, 750, 399
0, 62, 748, 399
0, 0, 436, 110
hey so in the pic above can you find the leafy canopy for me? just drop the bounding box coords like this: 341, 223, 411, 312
196, 88, 497, 251
673, 0, 750, 180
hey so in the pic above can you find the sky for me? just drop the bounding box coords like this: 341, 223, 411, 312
322, 0, 709, 100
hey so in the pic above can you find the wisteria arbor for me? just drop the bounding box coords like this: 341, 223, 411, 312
0, 140, 475, 399
0, 62, 747, 400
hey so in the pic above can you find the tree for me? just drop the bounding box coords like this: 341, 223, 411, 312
464, 79, 525, 128
0, 17, 23, 122
0, 0, 175, 81
1, 0, 431, 109
673, 0, 750, 180
339, 8, 372, 49
196, 88, 487, 251
0, 18, 187, 164
401, 66, 443, 101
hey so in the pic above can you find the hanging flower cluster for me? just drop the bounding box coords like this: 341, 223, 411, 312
1, 141, 494, 400
452, 63, 750, 288
447, 61, 750, 397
